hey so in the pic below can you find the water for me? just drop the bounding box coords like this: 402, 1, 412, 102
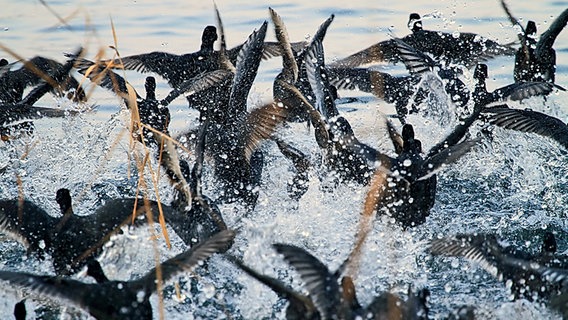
1, 0, 568, 319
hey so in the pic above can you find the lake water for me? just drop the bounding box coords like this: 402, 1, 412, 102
1, 0, 568, 319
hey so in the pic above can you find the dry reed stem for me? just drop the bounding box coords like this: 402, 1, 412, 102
345, 166, 389, 279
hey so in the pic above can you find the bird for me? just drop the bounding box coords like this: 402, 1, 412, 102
0, 188, 193, 275
270, 7, 335, 123
71, 54, 230, 203
429, 231, 568, 301
166, 120, 231, 249
304, 34, 478, 227
501, 1, 568, 83
0, 229, 235, 320
98, 25, 221, 89
0, 55, 85, 104
1, 48, 83, 128
51, 188, 183, 274
71, 55, 236, 245
196, 21, 291, 208
273, 243, 430, 319
97, 17, 304, 91
328, 38, 471, 124
332, 12, 515, 69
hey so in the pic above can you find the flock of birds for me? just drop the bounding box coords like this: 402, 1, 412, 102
2, 1, 568, 319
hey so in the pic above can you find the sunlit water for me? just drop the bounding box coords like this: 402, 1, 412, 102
1, 0, 568, 319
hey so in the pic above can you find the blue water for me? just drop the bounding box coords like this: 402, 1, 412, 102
1, 0, 568, 319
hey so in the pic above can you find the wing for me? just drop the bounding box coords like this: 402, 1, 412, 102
270, 8, 299, 82
105, 52, 180, 73
72, 57, 139, 102
21, 47, 83, 106
493, 81, 565, 102
310, 14, 334, 46
499, 0, 525, 40
420, 139, 479, 181
243, 102, 289, 163
305, 38, 338, 119
136, 230, 236, 293
327, 67, 388, 98
274, 80, 330, 149
0, 270, 94, 311
392, 38, 436, 75
190, 118, 209, 197
274, 137, 311, 173
429, 234, 502, 279
0, 105, 77, 126
331, 41, 397, 67
214, 3, 227, 52
273, 243, 340, 319
226, 254, 317, 311
228, 22, 268, 115
537, 8, 568, 54
385, 117, 404, 154
482, 106, 568, 150
0, 199, 56, 251
159, 69, 233, 107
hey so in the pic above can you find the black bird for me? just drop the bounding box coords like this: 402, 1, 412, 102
199, 21, 291, 207
273, 243, 430, 319
71, 55, 231, 201
304, 35, 478, 227
332, 12, 515, 69
429, 231, 568, 301
52, 188, 173, 274
1, 48, 84, 128
0, 230, 235, 320
270, 8, 335, 123
0, 55, 85, 104
481, 105, 568, 151
365, 122, 477, 228
167, 120, 230, 248
328, 38, 471, 124
72, 56, 234, 246
99, 17, 303, 91
501, 1, 568, 83
0, 189, 188, 275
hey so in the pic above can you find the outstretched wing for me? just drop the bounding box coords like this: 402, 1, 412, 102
0, 271, 95, 312
136, 230, 236, 293
270, 7, 299, 82
493, 81, 565, 102
273, 243, 340, 319
536, 8, 568, 54
228, 22, 268, 115
483, 106, 568, 150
